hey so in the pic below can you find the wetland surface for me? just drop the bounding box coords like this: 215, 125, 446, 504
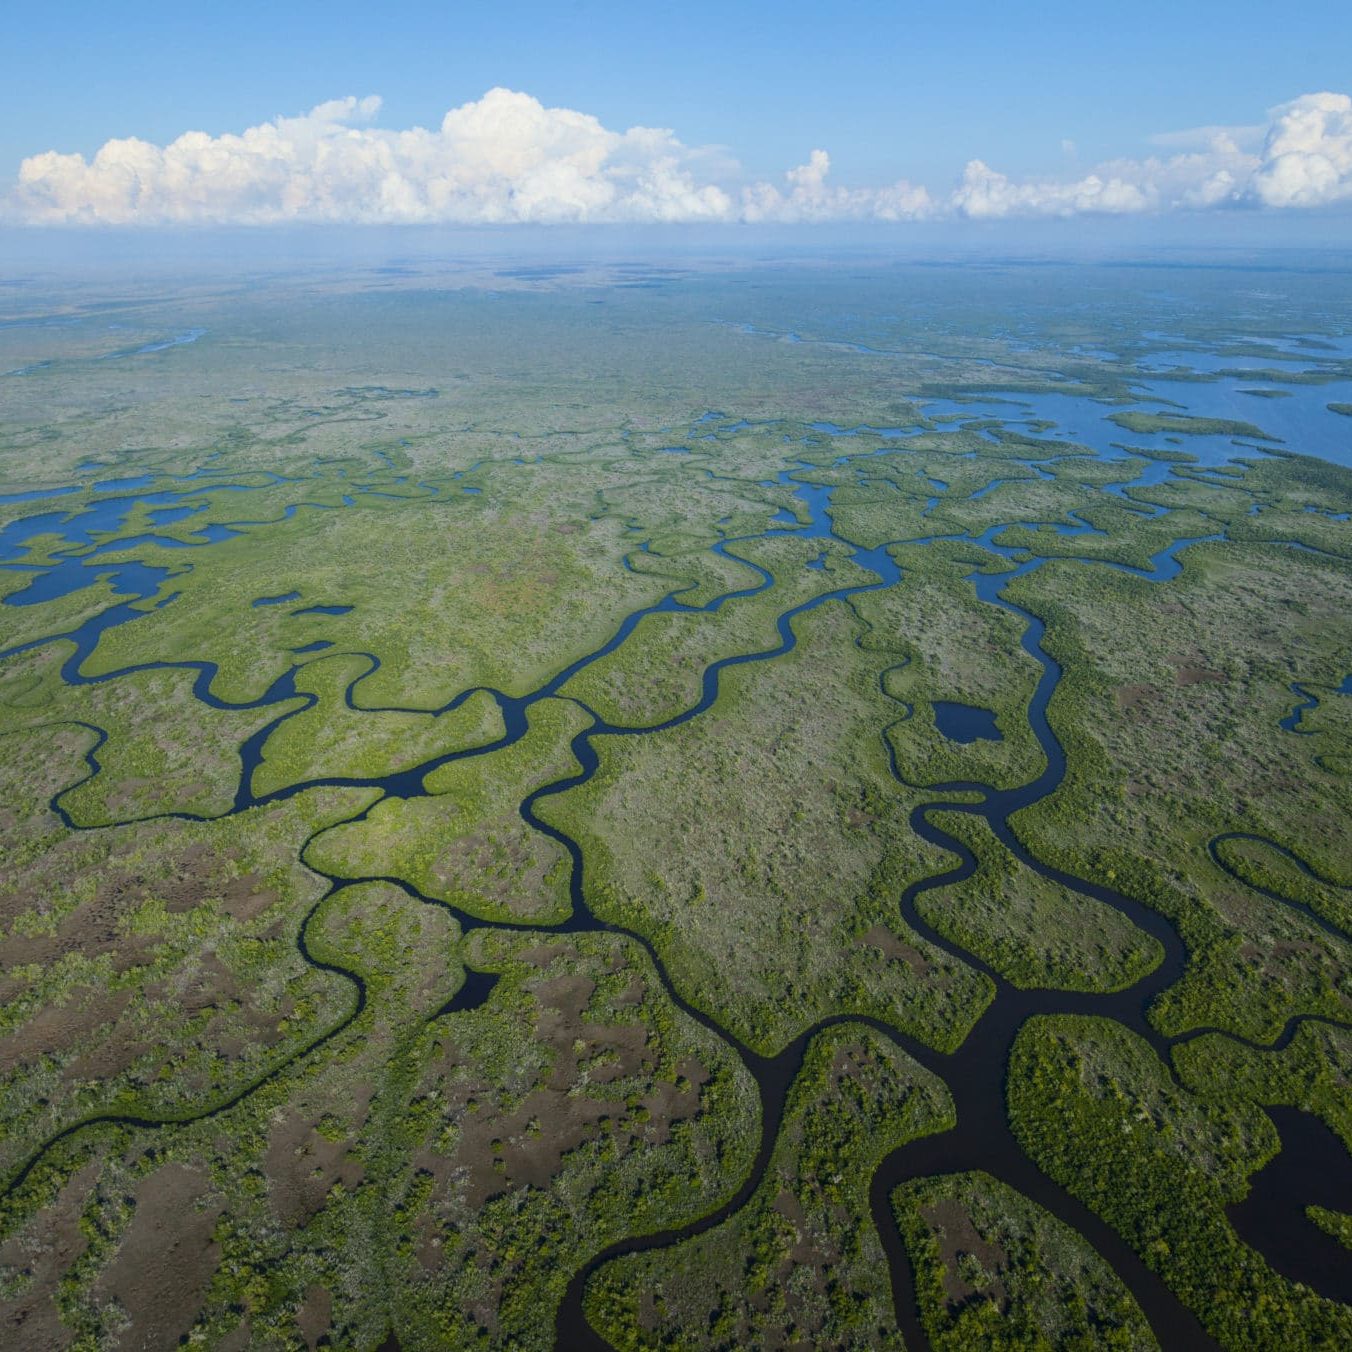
0, 253, 1350, 1350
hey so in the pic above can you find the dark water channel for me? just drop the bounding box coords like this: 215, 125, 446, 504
548, 460, 1342, 1349
1, 432, 1347, 1351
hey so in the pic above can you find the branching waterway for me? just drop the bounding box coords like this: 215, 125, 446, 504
1, 416, 1349, 1350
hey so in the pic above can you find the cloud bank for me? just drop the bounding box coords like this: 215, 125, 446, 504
11, 88, 1352, 226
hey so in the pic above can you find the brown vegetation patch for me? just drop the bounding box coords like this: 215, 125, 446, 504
433, 817, 559, 915
171, 866, 279, 922
920, 1197, 1009, 1313
858, 924, 930, 974
641, 1061, 709, 1146
517, 943, 568, 967
220, 870, 281, 924
422, 969, 708, 1210
62, 1025, 151, 1083
144, 952, 236, 1014
0, 1160, 101, 1350
0, 988, 131, 1074
1114, 683, 1160, 711
772, 1186, 836, 1270
1238, 938, 1323, 963
44, 955, 296, 1082
830, 1043, 867, 1080
453, 1085, 614, 1205
93, 1164, 222, 1349
1175, 665, 1229, 686
636, 1286, 662, 1335
264, 1112, 365, 1228
1, 844, 275, 986
0, 890, 160, 980
106, 775, 210, 817
535, 974, 647, 1086
296, 1284, 333, 1349
215, 1322, 253, 1352
211, 994, 297, 1061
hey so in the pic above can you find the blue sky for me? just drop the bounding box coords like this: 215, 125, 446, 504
4, 1, 1351, 227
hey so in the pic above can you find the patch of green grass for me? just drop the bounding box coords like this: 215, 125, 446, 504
854, 540, 1046, 790
1008, 1015, 1352, 1349
1211, 835, 1352, 935
1, 641, 304, 823
538, 601, 994, 1055
1172, 1019, 1352, 1151
0, 567, 150, 653
81, 494, 673, 708
561, 534, 876, 726
384, 927, 760, 1350
1107, 411, 1274, 441
992, 501, 1220, 570
918, 810, 1163, 991
893, 1170, 1156, 1351
585, 1023, 953, 1350
1308, 1206, 1352, 1250
1006, 542, 1352, 1041
252, 657, 504, 797
304, 698, 591, 923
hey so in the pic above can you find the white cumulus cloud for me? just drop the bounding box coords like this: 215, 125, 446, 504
740, 149, 933, 222
1248, 91, 1352, 208
9, 87, 1352, 226
952, 93, 1352, 218
14, 89, 734, 226
951, 160, 1155, 219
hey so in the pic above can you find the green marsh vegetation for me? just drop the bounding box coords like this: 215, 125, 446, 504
1310, 1207, 1352, 1251
1106, 411, 1274, 441
0, 568, 137, 653
383, 927, 760, 1350
854, 540, 1047, 790
305, 698, 590, 924
585, 1024, 953, 1351
1008, 1016, 1352, 1348
559, 534, 874, 727
0, 720, 378, 1181
251, 662, 505, 798
1172, 1019, 1352, 1150
82, 490, 674, 709
537, 599, 996, 1056
893, 1170, 1156, 1351
2, 258, 1351, 1347
1005, 540, 1352, 1042
0, 641, 304, 823
915, 811, 1163, 993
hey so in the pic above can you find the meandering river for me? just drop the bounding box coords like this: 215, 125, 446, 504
1, 394, 1349, 1349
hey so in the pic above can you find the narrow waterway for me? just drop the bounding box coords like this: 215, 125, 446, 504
0, 420, 1347, 1351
